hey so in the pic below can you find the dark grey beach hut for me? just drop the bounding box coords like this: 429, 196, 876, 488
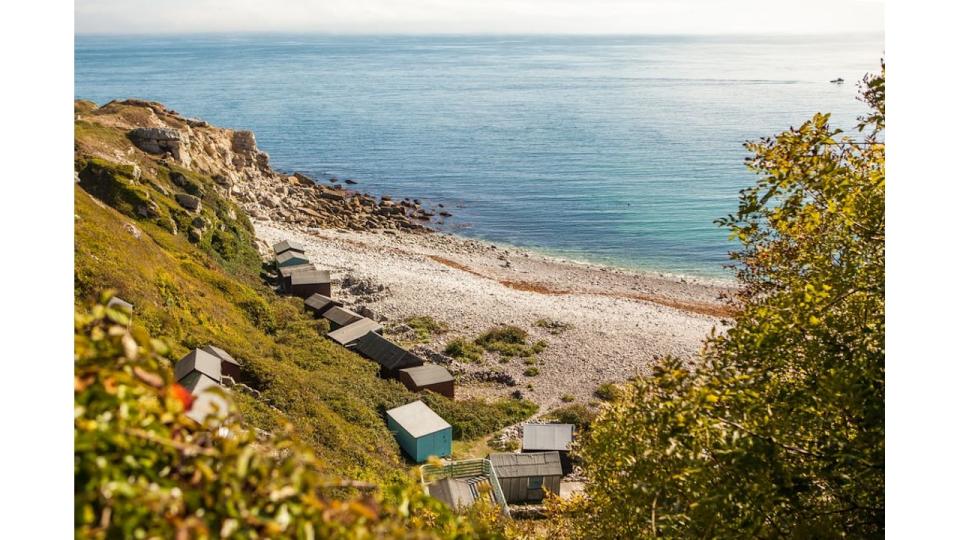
322, 306, 364, 329
522, 423, 575, 475
175, 349, 223, 386
489, 452, 563, 503
288, 269, 332, 298
354, 332, 425, 378
304, 293, 342, 316
273, 239, 305, 256
398, 364, 454, 398
278, 263, 316, 291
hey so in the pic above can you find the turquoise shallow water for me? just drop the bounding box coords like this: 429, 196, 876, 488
75, 34, 883, 278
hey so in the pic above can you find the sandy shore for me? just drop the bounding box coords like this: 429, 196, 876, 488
255, 221, 735, 413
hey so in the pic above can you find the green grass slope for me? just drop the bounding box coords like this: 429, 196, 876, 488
74, 118, 536, 485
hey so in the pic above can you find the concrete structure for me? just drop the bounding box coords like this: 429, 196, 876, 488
327, 318, 382, 347
489, 451, 563, 503
398, 364, 454, 399
386, 400, 452, 463
428, 478, 477, 511
522, 423, 576, 475
354, 332, 424, 378
420, 458, 510, 515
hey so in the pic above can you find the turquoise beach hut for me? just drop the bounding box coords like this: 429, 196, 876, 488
386, 400, 452, 463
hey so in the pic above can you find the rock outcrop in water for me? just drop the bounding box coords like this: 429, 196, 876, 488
75, 99, 432, 233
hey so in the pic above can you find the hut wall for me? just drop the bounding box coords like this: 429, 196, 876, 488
221, 362, 242, 381
498, 475, 562, 503
415, 426, 453, 462
289, 281, 332, 299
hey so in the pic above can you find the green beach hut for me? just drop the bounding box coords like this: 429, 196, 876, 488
386, 400, 452, 463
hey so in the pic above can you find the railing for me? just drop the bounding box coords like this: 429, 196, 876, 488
420, 458, 510, 516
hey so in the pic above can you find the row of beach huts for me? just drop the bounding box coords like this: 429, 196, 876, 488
271, 239, 579, 513
106, 238, 579, 515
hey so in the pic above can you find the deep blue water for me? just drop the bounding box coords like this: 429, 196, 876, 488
75, 34, 883, 278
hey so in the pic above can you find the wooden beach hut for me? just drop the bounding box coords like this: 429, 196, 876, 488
278, 263, 315, 291
276, 250, 309, 268
327, 318, 382, 347
107, 296, 134, 326
181, 372, 230, 425
288, 269, 332, 298
322, 306, 364, 329
522, 423, 575, 475
175, 349, 223, 385
354, 332, 425, 378
398, 364, 455, 399
489, 451, 563, 503
304, 293, 342, 317
386, 400, 452, 463
273, 239, 305, 256
201, 344, 242, 381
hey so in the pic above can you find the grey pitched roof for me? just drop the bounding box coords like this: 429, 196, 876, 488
386, 400, 451, 438
183, 374, 230, 425
355, 333, 425, 372
202, 344, 241, 366
490, 451, 563, 478
276, 250, 309, 267
522, 424, 574, 451
399, 364, 452, 386
290, 269, 331, 285
428, 477, 476, 510
278, 263, 315, 278
327, 318, 382, 346
175, 349, 222, 383
273, 239, 305, 255
304, 293, 340, 314
322, 306, 364, 327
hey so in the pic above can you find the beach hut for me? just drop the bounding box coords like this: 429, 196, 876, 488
327, 318, 382, 347
181, 372, 230, 425
276, 250, 309, 268
398, 364, 455, 399
385, 400, 452, 462
522, 424, 575, 475
354, 332, 425, 378
107, 296, 134, 326
273, 239, 305, 256
304, 293, 342, 316
288, 269, 332, 298
201, 344, 242, 381
278, 263, 315, 291
428, 478, 477, 511
175, 349, 223, 385
322, 306, 364, 329
489, 451, 563, 503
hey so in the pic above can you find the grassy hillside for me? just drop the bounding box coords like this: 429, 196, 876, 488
73, 113, 536, 485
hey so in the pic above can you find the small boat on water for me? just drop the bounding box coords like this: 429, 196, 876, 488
830, 77, 845, 84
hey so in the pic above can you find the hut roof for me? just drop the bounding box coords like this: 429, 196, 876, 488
273, 240, 305, 255
304, 293, 341, 314
399, 364, 452, 386
522, 424, 574, 452
428, 477, 476, 510
202, 344, 241, 366
386, 400, 451, 438
489, 451, 563, 478
107, 297, 133, 311
276, 250, 309, 267
183, 374, 229, 425
290, 269, 331, 285
174, 349, 222, 383
322, 306, 364, 327
278, 263, 316, 278
355, 333, 425, 372
327, 318, 382, 346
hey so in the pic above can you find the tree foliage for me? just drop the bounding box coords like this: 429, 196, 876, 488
74, 294, 511, 539
576, 68, 884, 538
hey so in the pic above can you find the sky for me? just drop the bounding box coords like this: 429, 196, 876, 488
75, 0, 884, 35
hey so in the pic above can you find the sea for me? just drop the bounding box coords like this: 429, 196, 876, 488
75, 33, 884, 279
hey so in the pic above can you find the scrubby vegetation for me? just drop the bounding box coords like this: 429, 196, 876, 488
534, 318, 573, 335
403, 315, 449, 342
476, 326, 547, 358
544, 404, 597, 430
593, 382, 621, 402
444, 337, 484, 362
